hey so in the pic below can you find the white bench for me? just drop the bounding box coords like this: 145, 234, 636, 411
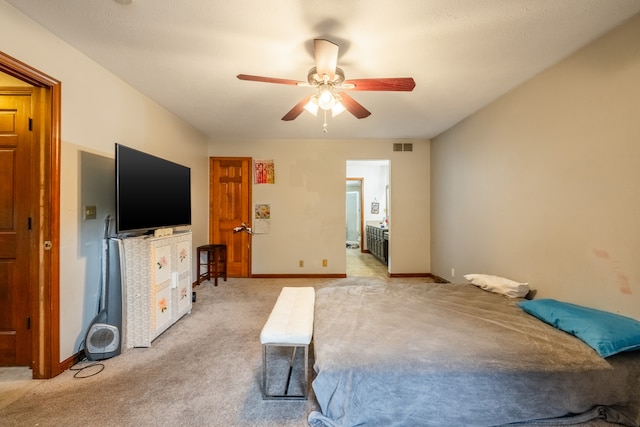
260, 287, 315, 400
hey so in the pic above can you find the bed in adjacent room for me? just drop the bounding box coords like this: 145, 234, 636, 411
307, 282, 640, 427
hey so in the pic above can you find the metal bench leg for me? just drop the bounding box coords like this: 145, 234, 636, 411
304, 344, 309, 398
262, 344, 309, 400
262, 344, 267, 399
284, 347, 297, 395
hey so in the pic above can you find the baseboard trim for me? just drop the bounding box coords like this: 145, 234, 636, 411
196, 273, 445, 281
251, 274, 347, 279
388, 273, 446, 281
430, 274, 450, 283
60, 350, 84, 372
389, 273, 429, 278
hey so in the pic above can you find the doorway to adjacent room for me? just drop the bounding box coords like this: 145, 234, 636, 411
346, 160, 390, 277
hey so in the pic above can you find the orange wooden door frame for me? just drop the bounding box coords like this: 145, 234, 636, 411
0, 52, 61, 379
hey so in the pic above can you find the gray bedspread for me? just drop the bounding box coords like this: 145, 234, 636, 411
308, 283, 640, 427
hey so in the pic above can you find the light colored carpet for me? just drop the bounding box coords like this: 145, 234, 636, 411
0, 249, 408, 427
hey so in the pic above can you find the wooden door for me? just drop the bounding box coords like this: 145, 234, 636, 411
0, 91, 33, 366
209, 157, 252, 277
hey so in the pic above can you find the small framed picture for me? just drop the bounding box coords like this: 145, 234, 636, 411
371, 202, 379, 214
255, 159, 275, 184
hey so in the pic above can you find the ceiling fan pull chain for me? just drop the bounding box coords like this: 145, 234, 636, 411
323, 110, 328, 133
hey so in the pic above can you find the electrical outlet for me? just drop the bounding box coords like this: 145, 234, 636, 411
451, 268, 455, 278
322, 259, 328, 267
299, 260, 304, 268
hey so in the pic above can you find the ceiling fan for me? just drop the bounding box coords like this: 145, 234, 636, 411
237, 39, 416, 132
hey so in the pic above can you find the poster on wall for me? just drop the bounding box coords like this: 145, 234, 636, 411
255, 159, 275, 184
254, 203, 271, 234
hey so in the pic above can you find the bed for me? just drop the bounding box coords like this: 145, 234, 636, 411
307, 282, 640, 427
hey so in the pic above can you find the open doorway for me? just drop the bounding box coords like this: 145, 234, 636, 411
346, 160, 390, 277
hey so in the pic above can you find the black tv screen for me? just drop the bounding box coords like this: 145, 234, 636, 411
115, 144, 191, 234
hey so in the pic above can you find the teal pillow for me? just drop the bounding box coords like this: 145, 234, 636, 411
517, 299, 640, 358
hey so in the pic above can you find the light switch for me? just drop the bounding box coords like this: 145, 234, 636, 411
84, 205, 97, 220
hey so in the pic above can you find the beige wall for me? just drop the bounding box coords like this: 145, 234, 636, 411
1, 1, 210, 360
209, 139, 430, 275
431, 13, 640, 319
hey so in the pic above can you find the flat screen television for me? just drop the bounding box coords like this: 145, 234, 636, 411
115, 143, 191, 235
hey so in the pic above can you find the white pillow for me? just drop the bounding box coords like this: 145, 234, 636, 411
464, 274, 529, 298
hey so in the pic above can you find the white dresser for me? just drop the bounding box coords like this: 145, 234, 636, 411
118, 231, 192, 348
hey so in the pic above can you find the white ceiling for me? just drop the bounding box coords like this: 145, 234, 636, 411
6, 0, 640, 140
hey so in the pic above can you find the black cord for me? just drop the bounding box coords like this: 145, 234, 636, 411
70, 359, 105, 378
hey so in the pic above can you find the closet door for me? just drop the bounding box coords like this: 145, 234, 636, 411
209, 157, 252, 277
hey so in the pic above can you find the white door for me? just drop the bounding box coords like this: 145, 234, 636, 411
346, 191, 360, 242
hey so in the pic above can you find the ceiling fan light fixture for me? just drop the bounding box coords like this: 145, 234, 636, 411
331, 101, 346, 117
317, 87, 336, 110
303, 97, 319, 116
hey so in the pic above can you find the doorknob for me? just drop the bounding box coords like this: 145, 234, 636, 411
233, 223, 253, 234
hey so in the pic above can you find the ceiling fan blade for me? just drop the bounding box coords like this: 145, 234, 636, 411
237, 74, 303, 86
343, 77, 416, 91
314, 39, 339, 79
282, 95, 313, 121
338, 92, 371, 119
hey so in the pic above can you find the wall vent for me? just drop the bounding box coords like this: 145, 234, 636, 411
392, 143, 413, 152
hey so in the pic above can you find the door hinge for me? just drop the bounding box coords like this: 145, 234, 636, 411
26, 316, 31, 330
27, 217, 32, 230
28, 118, 33, 131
